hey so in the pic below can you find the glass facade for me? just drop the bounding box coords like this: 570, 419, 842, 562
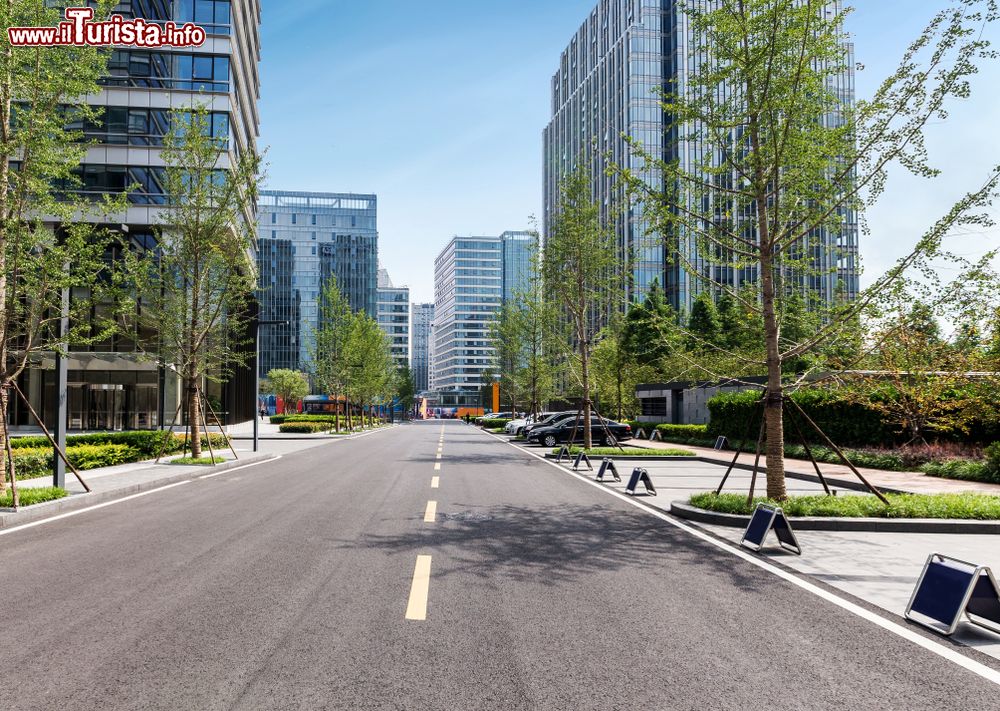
411, 303, 434, 394
543, 0, 858, 313
256, 190, 379, 378
377, 269, 411, 367
16, 0, 262, 432
431, 234, 537, 406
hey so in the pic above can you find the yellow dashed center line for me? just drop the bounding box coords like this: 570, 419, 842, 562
405, 555, 432, 621
424, 500, 437, 522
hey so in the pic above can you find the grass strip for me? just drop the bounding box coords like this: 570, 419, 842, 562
0, 486, 69, 508
690, 492, 1000, 520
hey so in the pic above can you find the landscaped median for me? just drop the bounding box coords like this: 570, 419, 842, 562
632, 422, 1000, 485
9, 431, 230, 481
272, 414, 391, 434
671, 491, 1000, 533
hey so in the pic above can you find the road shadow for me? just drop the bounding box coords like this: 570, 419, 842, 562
353, 503, 772, 592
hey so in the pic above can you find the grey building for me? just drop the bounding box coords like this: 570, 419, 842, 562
257, 191, 378, 378
377, 268, 411, 368
411, 303, 435, 393
431, 232, 537, 408
14, 0, 262, 432
543, 0, 858, 314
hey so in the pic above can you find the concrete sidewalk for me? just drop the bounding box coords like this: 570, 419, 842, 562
541, 450, 1000, 662
629, 437, 1000, 495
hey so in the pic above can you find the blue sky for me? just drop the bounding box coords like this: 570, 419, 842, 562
260, 1, 1000, 303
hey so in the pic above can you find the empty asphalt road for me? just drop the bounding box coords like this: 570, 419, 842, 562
2, 420, 999, 710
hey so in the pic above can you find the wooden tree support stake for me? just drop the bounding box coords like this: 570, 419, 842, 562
787, 397, 889, 505
11, 381, 90, 492
202, 395, 239, 460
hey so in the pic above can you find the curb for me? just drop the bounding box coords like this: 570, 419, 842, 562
668, 500, 1000, 534
0, 454, 278, 530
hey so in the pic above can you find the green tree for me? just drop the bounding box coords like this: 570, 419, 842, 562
592, 310, 657, 422
264, 369, 310, 414
396, 364, 416, 417
542, 161, 619, 448
345, 312, 394, 428
622, 280, 675, 367
489, 301, 525, 413
131, 105, 261, 458
0, 1, 128, 505
687, 292, 722, 351
311, 276, 353, 431
620, 0, 1000, 499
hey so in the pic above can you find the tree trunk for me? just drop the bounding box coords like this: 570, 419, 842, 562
335, 395, 341, 433
188, 380, 203, 458
0, 386, 12, 501
580, 332, 593, 450
759, 248, 787, 500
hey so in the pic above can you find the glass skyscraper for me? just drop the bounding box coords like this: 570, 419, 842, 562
411, 303, 435, 394
543, 0, 858, 313
257, 191, 378, 378
16, 0, 262, 432
431, 232, 538, 407
377, 268, 411, 367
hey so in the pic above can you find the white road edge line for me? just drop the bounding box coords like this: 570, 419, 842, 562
198, 455, 281, 480
2, 456, 281, 537
477, 428, 1000, 687
0, 481, 191, 537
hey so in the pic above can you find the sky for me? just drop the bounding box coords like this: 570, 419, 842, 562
259, 1, 1000, 304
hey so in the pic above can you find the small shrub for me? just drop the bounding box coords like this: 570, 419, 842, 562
270, 414, 344, 425
68, 444, 139, 470
279, 422, 331, 433
11, 448, 53, 480
922, 459, 1000, 485
0, 486, 69, 508
480, 418, 512, 429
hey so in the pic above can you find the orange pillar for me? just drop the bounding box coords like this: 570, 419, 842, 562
492, 382, 500, 413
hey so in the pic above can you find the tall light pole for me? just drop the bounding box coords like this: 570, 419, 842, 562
254, 319, 288, 452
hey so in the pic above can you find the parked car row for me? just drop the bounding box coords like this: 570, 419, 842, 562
481, 410, 633, 447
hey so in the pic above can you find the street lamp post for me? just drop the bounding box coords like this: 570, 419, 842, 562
254, 319, 288, 453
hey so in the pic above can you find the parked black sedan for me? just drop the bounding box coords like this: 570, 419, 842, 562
526, 417, 632, 447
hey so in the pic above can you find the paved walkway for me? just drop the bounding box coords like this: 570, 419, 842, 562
629, 437, 1000, 495
541, 450, 1000, 662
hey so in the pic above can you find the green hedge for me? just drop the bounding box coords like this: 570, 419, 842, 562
278, 422, 331, 433
10, 443, 140, 480
706, 390, 896, 447
480, 418, 512, 429
269, 414, 345, 425
10, 431, 228, 457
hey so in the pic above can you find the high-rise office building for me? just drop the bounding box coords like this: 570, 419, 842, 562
377, 268, 411, 367
500, 230, 537, 301
410, 303, 435, 393
257, 191, 378, 378
15, 0, 262, 432
543, 0, 858, 313
431, 232, 538, 408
